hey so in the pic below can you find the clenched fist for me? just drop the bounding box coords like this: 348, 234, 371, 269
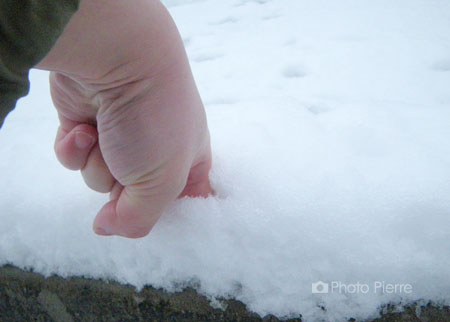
37, 0, 213, 238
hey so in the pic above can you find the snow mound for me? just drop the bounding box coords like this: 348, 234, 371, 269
1, 0, 450, 321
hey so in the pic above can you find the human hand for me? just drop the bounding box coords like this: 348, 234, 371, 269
37, 0, 213, 238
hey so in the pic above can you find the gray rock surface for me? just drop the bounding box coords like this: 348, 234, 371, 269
1, 265, 449, 321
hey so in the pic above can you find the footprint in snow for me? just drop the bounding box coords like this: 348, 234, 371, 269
209, 17, 239, 26
431, 60, 450, 72
182, 37, 192, 47
192, 53, 223, 63
282, 65, 307, 78
234, 0, 269, 6
306, 104, 332, 115
206, 98, 237, 106
261, 14, 282, 21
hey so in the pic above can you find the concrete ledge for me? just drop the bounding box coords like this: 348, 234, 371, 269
1, 265, 449, 321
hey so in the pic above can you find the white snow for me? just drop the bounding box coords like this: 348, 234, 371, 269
1, 0, 450, 321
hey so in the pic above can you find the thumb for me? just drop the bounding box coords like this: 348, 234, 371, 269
93, 187, 175, 238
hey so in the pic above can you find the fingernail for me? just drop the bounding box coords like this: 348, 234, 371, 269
94, 225, 114, 236
74, 131, 95, 149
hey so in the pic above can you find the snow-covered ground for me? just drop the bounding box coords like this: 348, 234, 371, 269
1, 0, 450, 321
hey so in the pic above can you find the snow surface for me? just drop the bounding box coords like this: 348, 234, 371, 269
1, 0, 450, 321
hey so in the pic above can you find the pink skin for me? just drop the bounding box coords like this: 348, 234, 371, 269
36, 0, 213, 238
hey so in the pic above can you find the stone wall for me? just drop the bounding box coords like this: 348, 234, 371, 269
1, 265, 449, 321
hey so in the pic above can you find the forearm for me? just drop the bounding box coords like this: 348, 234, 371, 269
0, 0, 80, 126
36, 0, 185, 87
36, 0, 202, 132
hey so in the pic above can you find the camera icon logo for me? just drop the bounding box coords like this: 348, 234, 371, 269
312, 281, 329, 294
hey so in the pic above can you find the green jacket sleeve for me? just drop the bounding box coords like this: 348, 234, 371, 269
0, 0, 80, 127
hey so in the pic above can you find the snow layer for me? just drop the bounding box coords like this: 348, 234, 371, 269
1, 0, 450, 321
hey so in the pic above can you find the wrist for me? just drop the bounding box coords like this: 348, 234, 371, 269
36, 0, 182, 85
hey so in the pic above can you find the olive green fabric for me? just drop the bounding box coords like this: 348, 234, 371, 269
0, 0, 80, 127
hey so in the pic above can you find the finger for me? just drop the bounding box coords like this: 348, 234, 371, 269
109, 181, 124, 200
55, 113, 115, 193
81, 143, 116, 193
54, 123, 98, 170
179, 178, 214, 199
93, 187, 171, 238
92, 165, 188, 238
179, 160, 214, 198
